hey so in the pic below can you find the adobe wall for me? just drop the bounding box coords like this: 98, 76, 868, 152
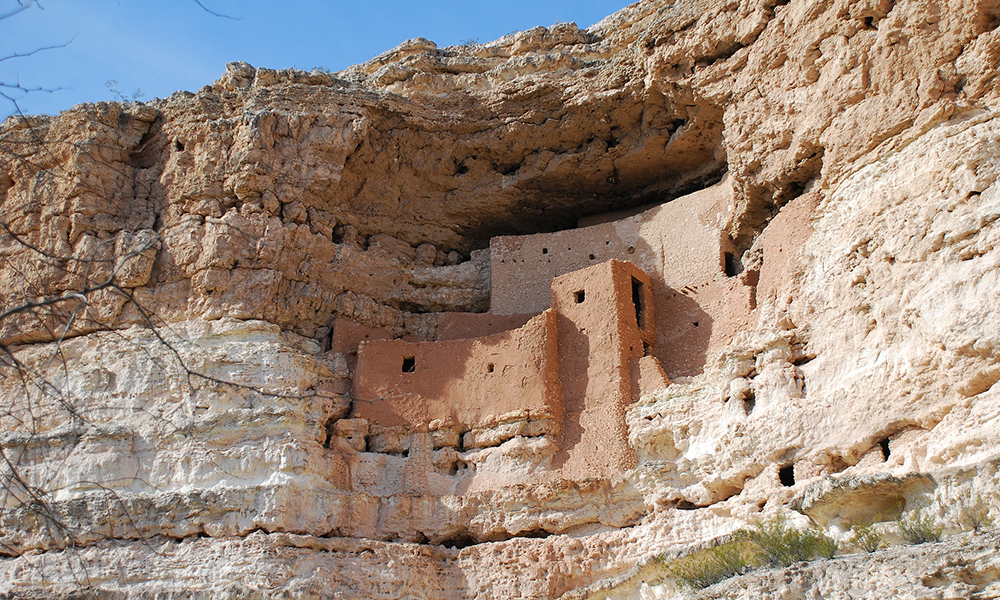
490, 176, 756, 377
436, 312, 535, 342
549, 260, 658, 477
352, 311, 562, 432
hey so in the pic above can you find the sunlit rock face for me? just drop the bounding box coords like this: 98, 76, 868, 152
2, 0, 1000, 597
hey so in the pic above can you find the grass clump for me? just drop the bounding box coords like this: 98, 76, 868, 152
666, 536, 754, 590
896, 504, 943, 544
747, 515, 838, 567
848, 520, 886, 553
664, 515, 839, 589
956, 491, 994, 533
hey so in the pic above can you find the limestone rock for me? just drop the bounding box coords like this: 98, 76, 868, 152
2, 0, 1000, 598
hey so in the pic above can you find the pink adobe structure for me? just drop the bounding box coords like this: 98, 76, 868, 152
351, 259, 669, 478
342, 178, 759, 480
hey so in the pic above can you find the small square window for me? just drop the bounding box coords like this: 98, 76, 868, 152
402, 357, 416, 373
574, 290, 585, 303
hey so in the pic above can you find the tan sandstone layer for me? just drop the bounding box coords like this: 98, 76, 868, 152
1, 0, 1000, 598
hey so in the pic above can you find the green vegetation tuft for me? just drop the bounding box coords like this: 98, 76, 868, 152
895, 504, 943, 544
665, 536, 754, 590
956, 491, 994, 533
747, 515, 839, 567
663, 515, 839, 590
848, 520, 886, 553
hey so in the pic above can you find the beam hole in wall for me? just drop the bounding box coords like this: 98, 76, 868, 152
692, 321, 699, 328
589, 254, 596, 260
575, 290, 586, 303
173, 140, 185, 152
627, 246, 635, 254
778, 465, 795, 487
542, 247, 548, 254
631, 276, 646, 328
743, 391, 755, 415
402, 356, 416, 373
487, 363, 495, 373
879, 437, 891, 461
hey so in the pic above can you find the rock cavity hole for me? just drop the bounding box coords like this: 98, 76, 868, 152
778, 464, 795, 487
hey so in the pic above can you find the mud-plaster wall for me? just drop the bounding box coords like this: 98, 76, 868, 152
437, 312, 534, 342
550, 260, 658, 476
352, 311, 562, 430
490, 176, 756, 377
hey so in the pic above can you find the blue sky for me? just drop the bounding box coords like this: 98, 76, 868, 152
0, 0, 631, 118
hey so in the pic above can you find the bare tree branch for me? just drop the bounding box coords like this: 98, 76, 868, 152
0, 0, 35, 22
192, 0, 241, 21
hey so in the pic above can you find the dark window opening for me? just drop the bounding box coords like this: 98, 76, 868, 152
542, 247, 548, 254
631, 277, 645, 328
487, 363, 495, 374
322, 326, 334, 353
743, 391, 756, 415
402, 356, 416, 373
779, 465, 795, 487
724, 252, 741, 277
574, 290, 585, 303
863, 16, 876, 28
879, 438, 891, 461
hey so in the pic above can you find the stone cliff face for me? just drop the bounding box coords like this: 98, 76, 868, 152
1, 0, 999, 598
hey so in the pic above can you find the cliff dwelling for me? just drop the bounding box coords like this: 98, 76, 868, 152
327, 176, 756, 492
351, 259, 667, 481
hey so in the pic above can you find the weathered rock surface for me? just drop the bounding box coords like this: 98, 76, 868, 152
2, 0, 1000, 597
